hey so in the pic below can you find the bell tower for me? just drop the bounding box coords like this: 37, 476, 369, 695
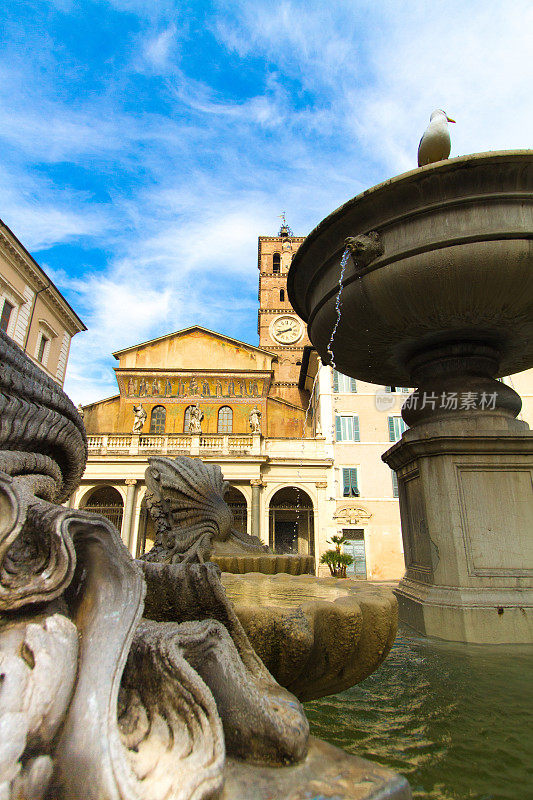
257, 217, 309, 406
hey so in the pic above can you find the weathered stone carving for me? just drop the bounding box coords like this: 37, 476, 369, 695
0, 330, 309, 800
143, 455, 269, 564
344, 230, 383, 269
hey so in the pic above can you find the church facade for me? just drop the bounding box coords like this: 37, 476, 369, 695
75, 320, 333, 564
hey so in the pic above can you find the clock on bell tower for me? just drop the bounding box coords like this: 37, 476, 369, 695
257, 219, 309, 405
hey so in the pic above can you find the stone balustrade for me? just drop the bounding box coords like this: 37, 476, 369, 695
87, 432, 260, 457
86, 433, 329, 459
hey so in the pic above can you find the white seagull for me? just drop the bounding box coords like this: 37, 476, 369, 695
417, 109, 456, 166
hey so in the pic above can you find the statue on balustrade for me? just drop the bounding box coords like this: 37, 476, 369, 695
249, 405, 262, 434
188, 402, 203, 434
132, 403, 147, 433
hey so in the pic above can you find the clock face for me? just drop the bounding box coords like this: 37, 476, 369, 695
271, 315, 303, 344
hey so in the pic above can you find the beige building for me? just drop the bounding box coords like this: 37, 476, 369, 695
301, 351, 409, 580
0, 219, 86, 384
301, 350, 533, 580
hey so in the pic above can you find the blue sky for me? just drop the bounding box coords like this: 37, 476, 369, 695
1, 0, 532, 404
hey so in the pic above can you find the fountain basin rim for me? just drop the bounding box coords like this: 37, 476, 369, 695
222, 571, 394, 608
287, 149, 533, 322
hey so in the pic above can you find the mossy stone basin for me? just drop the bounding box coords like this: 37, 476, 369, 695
212, 553, 314, 575
221, 573, 398, 702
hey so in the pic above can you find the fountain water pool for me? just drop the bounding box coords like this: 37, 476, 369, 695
305, 626, 533, 800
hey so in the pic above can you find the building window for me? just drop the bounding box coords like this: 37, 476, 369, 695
388, 416, 408, 442
392, 472, 399, 498
37, 334, 49, 364
335, 415, 360, 442
333, 370, 357, 393
273, 253, 281, 274
385, 386, 410, 393
0, 300, 14, 333
217, 406, 233, 433
280, 288, 285, 302
184, 405, 194, 432
342, 468, 359, 497
150, 405, 166, 434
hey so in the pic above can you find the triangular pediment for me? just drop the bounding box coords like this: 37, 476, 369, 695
113, 326, 277, 371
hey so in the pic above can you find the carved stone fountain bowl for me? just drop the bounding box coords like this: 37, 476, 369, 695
287, 151, 533, 386
221, 573, 398, 702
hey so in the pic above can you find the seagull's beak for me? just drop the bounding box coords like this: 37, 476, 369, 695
447, 116, 456, 123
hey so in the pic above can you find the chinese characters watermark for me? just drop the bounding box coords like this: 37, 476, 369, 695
403, 391, 497, 411
375, 389, 498, 412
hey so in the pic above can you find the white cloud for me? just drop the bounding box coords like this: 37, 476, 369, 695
143, 24, 178, 69
0, 165, 111, 250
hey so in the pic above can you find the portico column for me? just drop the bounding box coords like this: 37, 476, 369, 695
314, 481, 328, 562
122, 479, 138, 552
250, 479, 262, 541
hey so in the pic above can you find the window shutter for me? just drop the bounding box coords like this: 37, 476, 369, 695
333, 370, 339, 392
351, 468, 359, 495
392, 472, 399, 497
388, 416, 396, 441
342, 468, 349, 496
385, 386, 392, 393
350, 377, 357, 392
335, 416, 342, 441
353, 416, 360, 441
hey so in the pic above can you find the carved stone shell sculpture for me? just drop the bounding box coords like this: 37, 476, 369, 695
143, 455, 267, 564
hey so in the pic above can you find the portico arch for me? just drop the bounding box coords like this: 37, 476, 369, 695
225, 486, 247, 535
268, 487, 314, 556
80, 485, 124, 531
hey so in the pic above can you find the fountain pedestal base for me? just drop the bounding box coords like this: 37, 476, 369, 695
383, 415, 533, 644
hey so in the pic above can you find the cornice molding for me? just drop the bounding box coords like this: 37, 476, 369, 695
0, 228, 85, 334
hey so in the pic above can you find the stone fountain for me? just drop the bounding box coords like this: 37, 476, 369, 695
288, 151, 533, 644
0, 329, 409, 799
142, 454, 398, 701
